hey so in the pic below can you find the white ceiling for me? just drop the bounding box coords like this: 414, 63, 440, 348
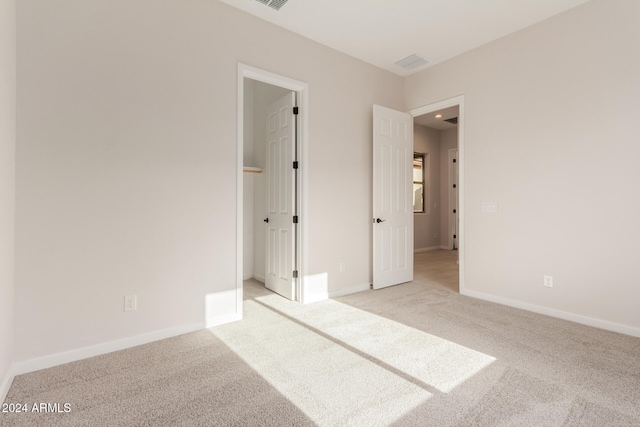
219, 0, 590, 76
414, 106, 459, 131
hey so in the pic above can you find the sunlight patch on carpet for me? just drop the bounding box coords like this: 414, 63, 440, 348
256, 293, 496, 393
210, 299, 432, 426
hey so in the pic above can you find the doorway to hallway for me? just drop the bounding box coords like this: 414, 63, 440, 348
410, 96, 465, 294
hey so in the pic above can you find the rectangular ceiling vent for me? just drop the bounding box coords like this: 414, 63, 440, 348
394, 54, 428, 70
255, 0, 289, 11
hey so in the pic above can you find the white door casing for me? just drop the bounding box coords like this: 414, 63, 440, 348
373, 105, 414, 289
265, 93, 296, 300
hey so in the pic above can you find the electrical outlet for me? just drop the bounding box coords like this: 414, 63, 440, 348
339, 263, 346, 273
124, 295, 137, 312
543, 276, 553, 288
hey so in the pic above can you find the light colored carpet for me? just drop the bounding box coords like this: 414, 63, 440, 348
2, 252, 640, 426
414, 249, 459, 293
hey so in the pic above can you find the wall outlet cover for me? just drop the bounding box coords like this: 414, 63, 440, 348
124, 295, 137, 312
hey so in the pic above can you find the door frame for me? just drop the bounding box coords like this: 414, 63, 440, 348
409, 95, 465, 293
237, 63, 309, 314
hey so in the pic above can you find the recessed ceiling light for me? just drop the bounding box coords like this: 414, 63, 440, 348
435, 114, 443, 119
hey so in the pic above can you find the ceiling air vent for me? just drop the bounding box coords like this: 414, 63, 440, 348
255, 0, 289, 11
445, 117, 458, 125
394, 54, 428, 71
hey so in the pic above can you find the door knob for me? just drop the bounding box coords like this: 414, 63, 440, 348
264, 218, 269, 223
375, 218, 386, 223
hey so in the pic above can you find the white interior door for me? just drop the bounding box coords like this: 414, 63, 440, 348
373, 105, 414, 289
265, 92, 296, 300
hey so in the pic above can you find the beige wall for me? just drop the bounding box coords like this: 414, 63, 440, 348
413, 124, 441, 251
15, 0, 403, 362
0, 0, 16, 398
405, 0, 640, 333
16, 0, 637, 368
439, 128, 458, 248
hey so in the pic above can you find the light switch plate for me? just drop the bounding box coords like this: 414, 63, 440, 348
482, 201, 498, 213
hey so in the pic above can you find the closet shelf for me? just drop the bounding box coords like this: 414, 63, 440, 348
243, 166, 263, 174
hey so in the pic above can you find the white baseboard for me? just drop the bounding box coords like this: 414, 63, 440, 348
205, 312, 242, 328
441, 245, 453, 250
303, 283, 371, 304
12, 322, 206, 376
1, 364, 15, 404
462, 289, 640, 338
243, 273, 253, 281
414, 246, 441, 253
252, 274, 265, 283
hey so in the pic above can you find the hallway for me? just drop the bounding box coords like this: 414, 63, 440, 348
414, 250, 459, 292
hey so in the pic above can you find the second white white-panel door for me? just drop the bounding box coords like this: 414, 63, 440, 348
265, 92, 296, 300
373, 104, 414, 289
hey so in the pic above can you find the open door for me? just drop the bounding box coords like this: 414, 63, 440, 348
264, 92, 297, 300
373, 105, 414, 289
